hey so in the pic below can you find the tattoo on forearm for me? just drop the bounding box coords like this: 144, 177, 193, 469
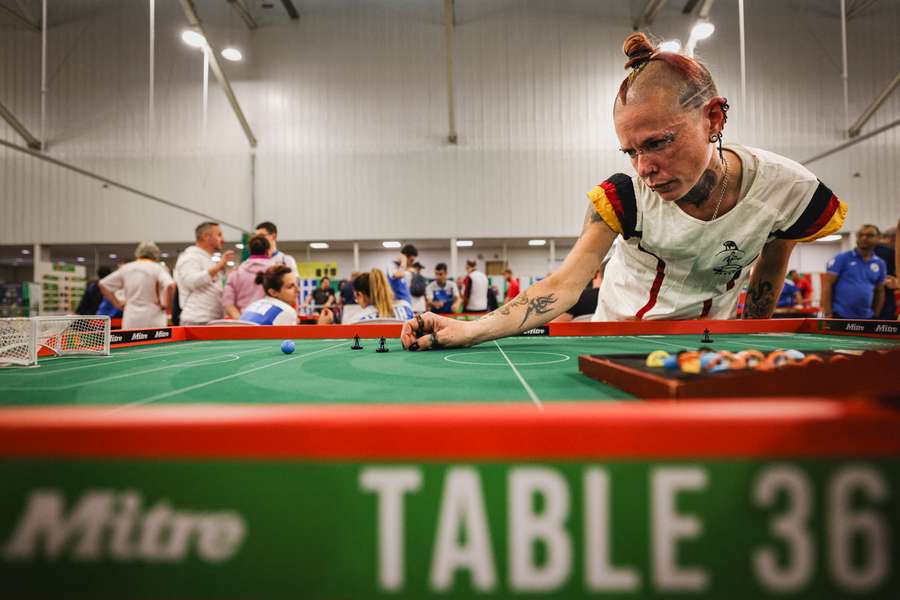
480, 292, 558, 327
520, 294, 557, 326
678, 169, 717, 208
744, 281, 774, 319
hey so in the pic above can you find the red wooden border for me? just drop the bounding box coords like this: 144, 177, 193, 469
1, 400, 898, 460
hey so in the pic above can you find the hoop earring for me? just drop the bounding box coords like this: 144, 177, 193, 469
716, 133, 724, 162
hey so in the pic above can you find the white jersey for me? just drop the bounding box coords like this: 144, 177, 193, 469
240, 297, 297, 326
344, 301, 414, 324
590, 145, 847, 321
100, 260, 173, 330
464, 270, 489, 311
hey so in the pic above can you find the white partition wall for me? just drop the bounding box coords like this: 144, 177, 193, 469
1, 1, 898, 245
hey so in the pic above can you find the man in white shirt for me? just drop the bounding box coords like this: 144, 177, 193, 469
174, 222, 235, 325
255, 221, 299, 276
99, 241, 175, 330
462, 260, 489, 312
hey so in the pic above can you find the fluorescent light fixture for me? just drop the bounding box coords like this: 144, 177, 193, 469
382, 241, 401, 249
227, 261, 235, 267
691, 21, 715, 41
235, 243, 244, 250
76, 257, 86, 262
20, 249, 30, 255
815, 234, 842, 243
161, 252, 170, 258
181, 30, 206, 48
309, 242, 329, 249
528, 239, 547, 247
108, 253, 118, 259
221, 47, 243, 62
456, 240, 474, 247
659, 40, 682, 53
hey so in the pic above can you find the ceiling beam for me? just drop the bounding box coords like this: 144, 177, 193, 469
803, 117, 900, 165
179, 0, 257, 148
849, 71, 900, 138
444, 0, 457, 144
697, 0, 716, 19
0, 99, 41, 149
682, 0, 701, 14
226, 0, 257, 30
634, 0, 668, 29
0, 2, 40, 32
280, 0, 300, 20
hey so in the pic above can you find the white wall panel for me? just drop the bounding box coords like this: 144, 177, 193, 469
1, 0, 898, 246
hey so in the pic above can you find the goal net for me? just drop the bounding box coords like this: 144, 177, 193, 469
0, 316, 110, 367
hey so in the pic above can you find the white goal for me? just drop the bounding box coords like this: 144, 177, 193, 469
0, 316, 111, 367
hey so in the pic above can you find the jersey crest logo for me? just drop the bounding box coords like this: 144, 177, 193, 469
713, 240, 747, 275
870, 263, 880, 272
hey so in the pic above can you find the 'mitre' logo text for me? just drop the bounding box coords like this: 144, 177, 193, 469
3, 490, 246, 563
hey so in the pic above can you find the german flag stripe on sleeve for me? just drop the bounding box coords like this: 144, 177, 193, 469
587, 173, 638, 238
774, 181, 848, 242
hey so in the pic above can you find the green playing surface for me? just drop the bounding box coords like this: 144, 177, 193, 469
2, 333, 898, 406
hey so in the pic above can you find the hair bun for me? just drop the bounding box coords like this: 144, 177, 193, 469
623, 32, 656, 70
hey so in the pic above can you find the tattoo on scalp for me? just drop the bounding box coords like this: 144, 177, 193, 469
678, 169, 717, 208
744, 281, 774, 319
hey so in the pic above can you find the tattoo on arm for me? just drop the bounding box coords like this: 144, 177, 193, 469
583, 204, 604, 231
744, 281, 775, 319
480, 292, 558, 327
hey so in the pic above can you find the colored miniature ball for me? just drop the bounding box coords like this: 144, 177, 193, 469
646, 350, 671, 368
663, 355, 679, 370
699, 353, 720, 370
784, 349, 805, 362
281, 340, 295, 354
801, 354, 824, 365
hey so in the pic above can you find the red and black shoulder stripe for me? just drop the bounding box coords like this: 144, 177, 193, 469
586, 173, 639, 239
773, 181, 847, 242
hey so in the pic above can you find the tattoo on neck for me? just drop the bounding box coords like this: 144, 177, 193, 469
744, 281, 774, 319
678, 169, 717, 207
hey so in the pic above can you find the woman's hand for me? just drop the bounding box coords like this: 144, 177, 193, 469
317, 307, 334, 325
401, 312, 474, 350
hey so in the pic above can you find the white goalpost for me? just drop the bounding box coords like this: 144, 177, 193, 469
0, 316, 111, 367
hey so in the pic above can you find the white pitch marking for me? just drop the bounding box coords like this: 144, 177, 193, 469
444, 350, 570, 367
112, 341, 346, 410
7, 350, 262, 391
493, 341, 542, 409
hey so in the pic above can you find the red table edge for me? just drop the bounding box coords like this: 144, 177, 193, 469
101, 318, 899, 347
1, 400, 899, 460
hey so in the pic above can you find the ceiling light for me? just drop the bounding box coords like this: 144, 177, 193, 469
309, 242, 329, 249
235, 243, 244, 250
76, 257, 86, 262
456, 240, 474, 247
20, 249, 30, 255
382, 241, 401, 249
227, 261, 235, 267
528, 239, 547, 247
221, 47, 243, 62
161, 252, 170, 258
181, 30, 206, 49
691, 21, 715, 41
108, 253, 118, 259
815, 234, 842, 243
659, 40, 682, 53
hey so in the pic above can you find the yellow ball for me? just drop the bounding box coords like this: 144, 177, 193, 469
645, 350, 671, 368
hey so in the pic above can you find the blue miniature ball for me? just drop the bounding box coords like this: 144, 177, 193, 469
281, 340, 295, 354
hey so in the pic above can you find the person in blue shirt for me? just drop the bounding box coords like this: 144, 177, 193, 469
318, 269, 413, 324
425, 263, 460, 314
822, 224, 886, 319
776, 277, 800, 308
239, 265, 299, 325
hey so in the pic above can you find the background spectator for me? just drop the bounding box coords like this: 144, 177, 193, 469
255, 221, 298, 276
99, 241, 175, 329
76, 265, 112, 315
426, 263, 460, 314
339, 275, 358, 306
503, 268, 520, 302
174, 222, 234, 325
875, 225, 896, 320
304, 276, 336, 310
320, 269, 412, 324
462, 259, 488, 313
777, 275, 801, 308
240, 265, 299, 325
223, 234, 273, 319
821, 224, 886, 319
787, 270, 812, 307
408, 262, 428, 313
